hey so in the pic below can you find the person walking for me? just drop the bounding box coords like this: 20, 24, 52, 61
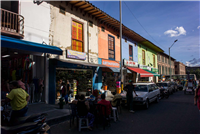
194, 81, 200, 112
124, 80, 138, 113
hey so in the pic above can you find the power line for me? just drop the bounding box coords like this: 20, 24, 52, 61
123, 1, 167, 50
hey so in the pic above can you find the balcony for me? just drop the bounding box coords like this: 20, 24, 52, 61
1, 8, 24, 38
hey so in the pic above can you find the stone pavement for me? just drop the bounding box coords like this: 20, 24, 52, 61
27, 103, 71, 126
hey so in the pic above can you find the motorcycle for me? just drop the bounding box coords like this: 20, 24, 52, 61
159, 88, 169, 99
1, 102, 50, 134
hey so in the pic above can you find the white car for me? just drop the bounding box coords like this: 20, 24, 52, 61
121, 83, 160, 109
156, 82, 173, 94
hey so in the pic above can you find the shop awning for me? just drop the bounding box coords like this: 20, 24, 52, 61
144, 69, 160, 76
1, 35, 63, 55
109, 67, 120, 73
126, 67, 153, 77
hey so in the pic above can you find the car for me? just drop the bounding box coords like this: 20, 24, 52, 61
120, 83, 160, 109
156, 82, 173, 95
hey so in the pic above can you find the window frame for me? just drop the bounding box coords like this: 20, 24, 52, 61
71, 18, 84, 52
129, 44, 133, 61
142, 50, 146, 65
108, 34, 115, 60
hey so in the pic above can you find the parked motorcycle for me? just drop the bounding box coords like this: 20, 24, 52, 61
159, 88, 169, 99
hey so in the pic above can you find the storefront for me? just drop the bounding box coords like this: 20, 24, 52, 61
99, 59, 121, 93
139, 65, 159, 82
123, 59, 139, 84
1, 35, 63, 104
49, 50, 105, 104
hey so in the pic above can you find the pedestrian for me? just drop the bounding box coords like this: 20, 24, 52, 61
3, 81, 30, 125
1, 77, 10, 99
124, 80, 138, 113
194, 82, 200, 112
72, 94, 79, 105
17, 76, 26, 90
77, 94, 95, 130
61, 82, 68, 103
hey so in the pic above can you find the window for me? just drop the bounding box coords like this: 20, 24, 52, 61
158, 55, 160, 61
175, 65, 177, 68
101, 26, 105, 32
108, 35, 115, 60
168, 68, 170, 75
125, 38, 127, 42
158, 65, 161, 74
59, 6, 65, 15
117, 34, 119, 39
153, 55, 156, 67
89, 20, 93, 27
162, 66, 164, 74
129, 45, 133, 61
162, 56, 164, 62
166, 58, 168, 64
72, 20, 83, 52
142, 50, 145, 65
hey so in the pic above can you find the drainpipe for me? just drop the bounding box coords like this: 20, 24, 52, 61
87, 21, 89, 63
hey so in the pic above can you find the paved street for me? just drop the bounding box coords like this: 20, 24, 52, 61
50, 91, 200, 134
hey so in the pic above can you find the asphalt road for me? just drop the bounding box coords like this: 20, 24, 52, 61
50, 91, 200, 134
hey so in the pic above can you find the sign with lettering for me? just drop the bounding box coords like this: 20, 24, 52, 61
139, 65, 151, 71
102, 59, 120, 68
123, 59, 138, 68
151, 68, 158, 72
66, 50, 86, 60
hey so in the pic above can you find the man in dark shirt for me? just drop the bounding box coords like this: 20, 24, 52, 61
124, 80, 137, 113
98, 94, 112, 116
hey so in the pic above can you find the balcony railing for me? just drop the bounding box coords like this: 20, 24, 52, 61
1, 8, 24, 38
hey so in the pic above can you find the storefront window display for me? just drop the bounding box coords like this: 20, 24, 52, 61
56, 69, 93, 100
102, 72, 120, 93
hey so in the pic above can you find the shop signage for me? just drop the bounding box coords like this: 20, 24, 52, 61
151, 68, 158, 72
102, 59, 120, 68
139, 65, 151, 71
66, 50, 86, 60
123, 59, 138, 68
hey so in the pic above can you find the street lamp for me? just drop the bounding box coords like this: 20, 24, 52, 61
169, 39, 178, 81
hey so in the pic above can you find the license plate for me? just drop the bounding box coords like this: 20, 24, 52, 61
186, 89, 192, 92
44, 124, 50, 132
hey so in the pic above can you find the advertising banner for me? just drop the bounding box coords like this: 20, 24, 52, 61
67, 50, 86, 60
123, 59, 138, 68
102, 59, 120, 68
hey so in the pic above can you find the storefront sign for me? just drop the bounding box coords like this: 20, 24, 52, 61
66, 50, 86, 60
151, 68, 158, 72
123, 59, 138, 68
102, 59, 120, 68
139, 65, 151, 71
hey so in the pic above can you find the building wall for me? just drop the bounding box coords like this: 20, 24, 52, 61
20, 1, 50, 103
138, 44, 157, 68
157, 53, 175, 75
98, 23, 120, 62
122, 36, 138, 62
175, 62, 186, 75
49, 1, 98, 64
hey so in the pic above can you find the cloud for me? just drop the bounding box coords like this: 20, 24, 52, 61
197, 26, 200, 29
164, 26, 186, 37
186, 58, 200, 67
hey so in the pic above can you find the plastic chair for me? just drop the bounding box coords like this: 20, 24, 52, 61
110, 107, 118, 122
78, 117, 89, 131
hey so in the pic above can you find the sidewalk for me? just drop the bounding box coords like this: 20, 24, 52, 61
27, 103, 71, 126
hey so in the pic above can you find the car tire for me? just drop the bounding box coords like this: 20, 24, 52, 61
144, 100, 149, 109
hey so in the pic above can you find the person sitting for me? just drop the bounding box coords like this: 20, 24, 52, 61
72, 95, 79, 105
3, 81, 30, 125
98, 94, 112, 116
77, 94, 95, 130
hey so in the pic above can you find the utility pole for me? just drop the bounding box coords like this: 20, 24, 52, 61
120, 0, 123, 91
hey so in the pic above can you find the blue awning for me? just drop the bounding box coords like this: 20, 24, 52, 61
1, 35, 63, 55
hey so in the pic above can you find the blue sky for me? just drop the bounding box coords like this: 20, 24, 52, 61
90, 1, 200, 67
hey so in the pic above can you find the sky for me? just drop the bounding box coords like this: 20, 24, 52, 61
89, 1, 200, 67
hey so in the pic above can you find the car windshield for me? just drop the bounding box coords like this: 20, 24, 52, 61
156, 83, 168, 87
134, 85, 148, 92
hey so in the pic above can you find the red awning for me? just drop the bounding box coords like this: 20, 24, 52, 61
126, 67, 154, 77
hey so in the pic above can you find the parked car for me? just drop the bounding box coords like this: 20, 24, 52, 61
170, 82, 178, 92
156, 82, 173, 95
120, 83, 160, 109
